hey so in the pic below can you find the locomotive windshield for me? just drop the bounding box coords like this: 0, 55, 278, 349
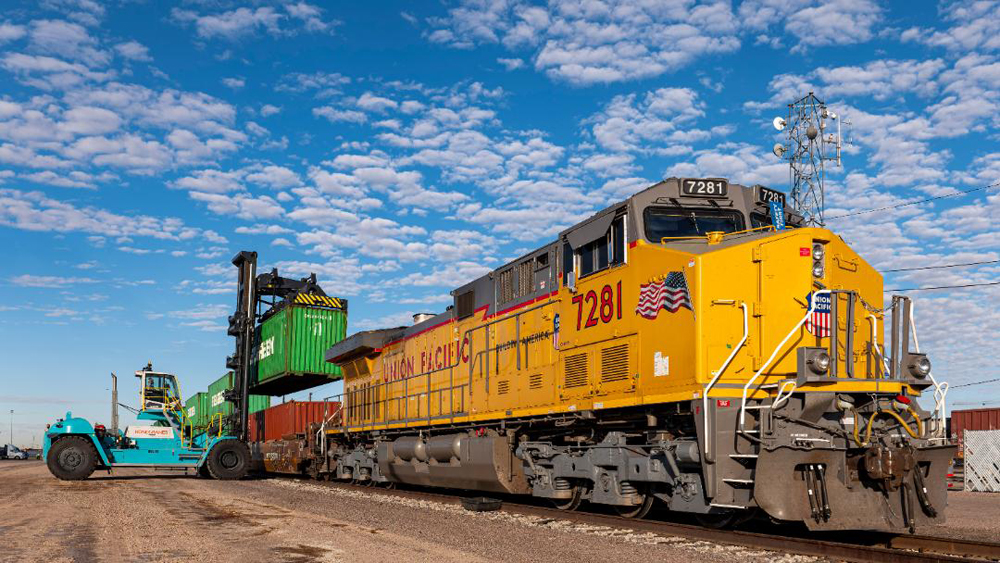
644, 207, 745, 241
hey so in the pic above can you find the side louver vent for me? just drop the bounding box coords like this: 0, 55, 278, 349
564, 353, 588, 388
528, 373, 543, 390
498, 380, 510, 395
601, 344, 630, 383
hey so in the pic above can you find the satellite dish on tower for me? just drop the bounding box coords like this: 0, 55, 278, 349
773, 117, 786, 131
772, 143, 786, 158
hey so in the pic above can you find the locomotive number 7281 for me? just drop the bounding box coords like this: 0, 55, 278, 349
572, 281, 623, 330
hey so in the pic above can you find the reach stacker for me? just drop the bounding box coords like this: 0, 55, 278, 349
43, 364, 250, 480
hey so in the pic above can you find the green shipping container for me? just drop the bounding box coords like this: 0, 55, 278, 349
184, 392, 209, 430
206, 372, 271, 424
253, 304, 347, 395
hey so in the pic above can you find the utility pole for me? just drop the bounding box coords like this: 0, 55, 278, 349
9, 410, 13, 447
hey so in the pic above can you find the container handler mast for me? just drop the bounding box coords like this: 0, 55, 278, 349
225, 250, 332, 441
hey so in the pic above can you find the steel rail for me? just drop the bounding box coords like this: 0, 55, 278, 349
304, 479, 1000, 563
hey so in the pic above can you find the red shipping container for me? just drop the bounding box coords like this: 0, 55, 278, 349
950, 407, 1000, 457
248, 400, 341, 442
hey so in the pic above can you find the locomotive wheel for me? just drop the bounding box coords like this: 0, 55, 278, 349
551, 486, 584, 511
614, 490, 655, 519
379, 481, 396, 489
47, 436, 98, 481
206, 439, 250, 481
695, 510, 738, 529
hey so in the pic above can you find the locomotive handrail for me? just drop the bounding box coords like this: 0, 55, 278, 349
660, 225, 777, 245
702, 301, 748, 461
739, 290, 830, 431
907, 303, 948, 440
867, 313, 889, 377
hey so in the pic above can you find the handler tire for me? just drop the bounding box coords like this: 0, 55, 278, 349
206, 439, 250, 481
47, 436, 98, 481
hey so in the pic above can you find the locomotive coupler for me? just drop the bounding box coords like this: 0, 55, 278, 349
863, 444, 915, 492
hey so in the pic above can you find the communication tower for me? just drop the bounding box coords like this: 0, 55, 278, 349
771, 93, 847, 226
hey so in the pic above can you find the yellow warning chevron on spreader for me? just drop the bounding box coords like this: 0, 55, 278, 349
294, 293, 344, 309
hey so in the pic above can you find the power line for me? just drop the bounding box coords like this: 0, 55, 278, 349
882, 259, 1000, 273
826, 180, 1000, 220
886, 281, 1000, 292
951, 377, 1000, 389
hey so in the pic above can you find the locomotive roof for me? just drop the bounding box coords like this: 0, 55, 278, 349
335, 177, 798, 346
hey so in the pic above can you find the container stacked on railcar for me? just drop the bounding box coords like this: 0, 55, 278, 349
308, 177, 953, 532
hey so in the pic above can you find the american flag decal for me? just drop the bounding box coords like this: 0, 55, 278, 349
636, 271, 692, 319
806, 292, 831, 337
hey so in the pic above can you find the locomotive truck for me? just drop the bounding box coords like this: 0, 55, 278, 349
259, 177, 952, 532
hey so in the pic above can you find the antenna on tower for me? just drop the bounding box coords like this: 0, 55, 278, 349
770, 92, 848, 226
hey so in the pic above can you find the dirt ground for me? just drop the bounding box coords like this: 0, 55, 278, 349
0, 460, 994, 563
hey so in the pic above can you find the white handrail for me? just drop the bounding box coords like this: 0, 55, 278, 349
908, 303, 948, 439
740, 290, 830, 429
772, 380, 797, 410
868, 313, 890, 375
703, 302, 748, 457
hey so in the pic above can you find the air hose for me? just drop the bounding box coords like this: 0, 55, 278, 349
852, 406, 924, 447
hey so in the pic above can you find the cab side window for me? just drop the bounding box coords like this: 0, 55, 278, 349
577, 215, 626, 279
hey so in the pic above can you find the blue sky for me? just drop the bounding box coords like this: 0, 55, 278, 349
1, 0, 999, 446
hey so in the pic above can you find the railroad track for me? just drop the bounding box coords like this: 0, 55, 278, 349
302, 478, 1000, 563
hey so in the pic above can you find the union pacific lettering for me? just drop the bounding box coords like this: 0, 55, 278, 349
377, 293, 557, 383
382, 338, 467, 382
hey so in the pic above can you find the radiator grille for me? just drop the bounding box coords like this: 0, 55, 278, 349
497, 380, 510, 395
564, 353, 588, 388
601, 343, 630, 383
528, 373, 543, 390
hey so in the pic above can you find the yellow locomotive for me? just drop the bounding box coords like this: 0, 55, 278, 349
322, 177, 954, 531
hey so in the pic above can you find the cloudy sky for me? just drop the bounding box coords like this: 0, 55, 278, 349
1, 0, 998, 445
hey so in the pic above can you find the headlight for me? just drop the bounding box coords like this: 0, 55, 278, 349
908, 354, 931, 379
812, 264, 825, 278
808, 351, 831, 375
812, 243, 825, 260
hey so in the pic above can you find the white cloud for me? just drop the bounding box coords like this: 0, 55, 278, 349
172, 4, 336, 40
1, 53, 114, 90
497, 57, 523, 70
171, 7, 283, 40
246, 165, 302, 189
0, 22, 27, 44
27, 19, 110, 66
746, 59, 947, 110
189, 191, 285, 220
222, 76, 245, 89
739, 0, 883, 53
313, 106, 367, 124
276, 71, 350, 95
260, 104, 282, 117
901, 2, 1000, 53
114, 40, 151, 62
587, 88, 704, 153
356, 92, 398, 113
0, 188, 226, 243
234, 223, 294, 235
426, 0, 741, 85
10, 274, 98, 288
172, 169, 243, 193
